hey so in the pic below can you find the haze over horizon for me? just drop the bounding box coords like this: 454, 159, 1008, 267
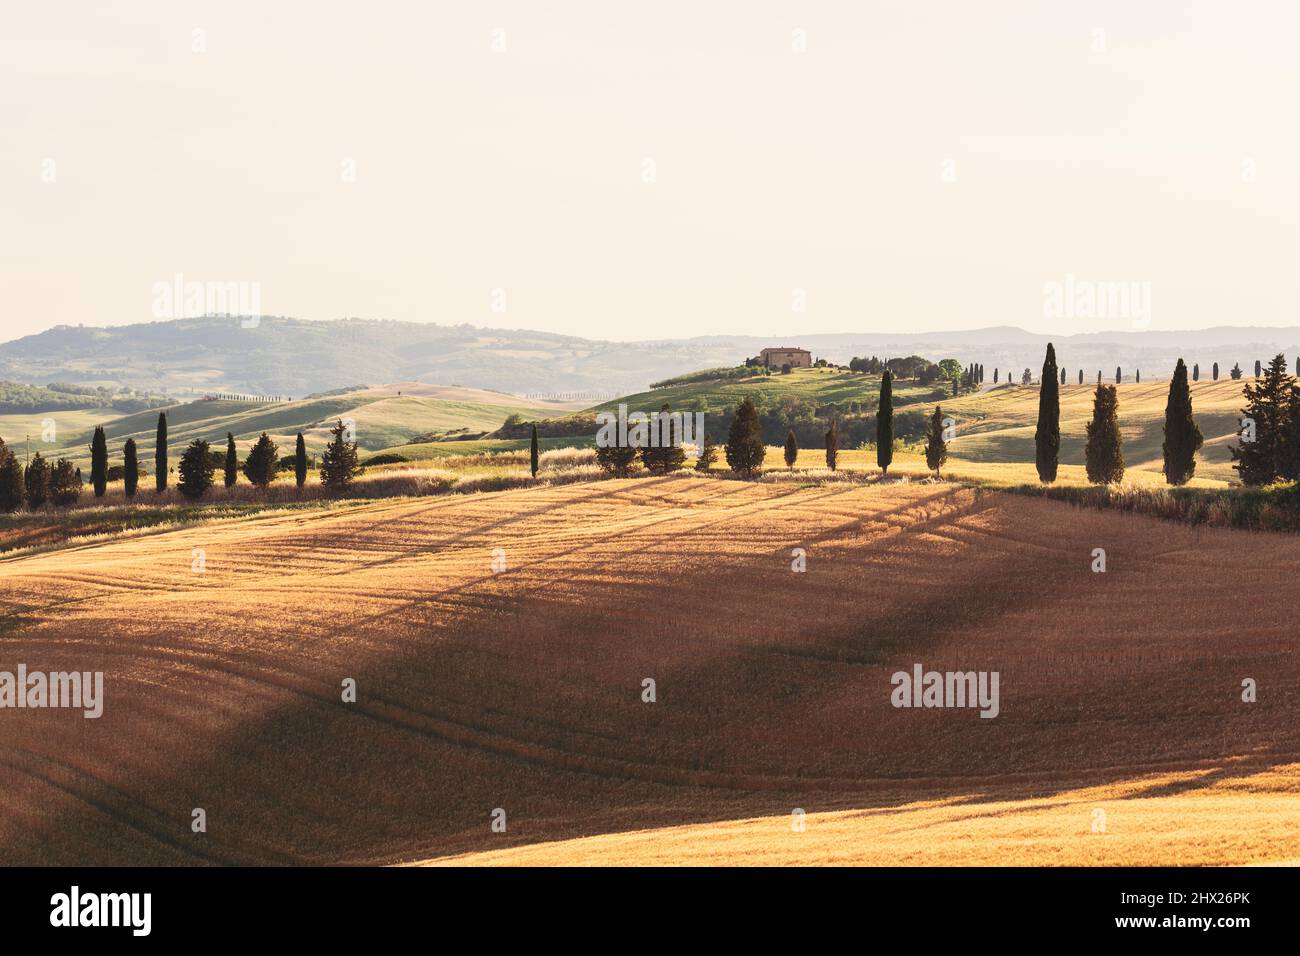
4, 1, 1299, 342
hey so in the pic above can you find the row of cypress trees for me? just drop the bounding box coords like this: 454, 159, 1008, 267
1031, 347, 1204, 486
1, 414, 362, 510
726, 350, 1209, 487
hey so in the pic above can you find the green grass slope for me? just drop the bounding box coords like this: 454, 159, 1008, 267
4, 386, 573, 469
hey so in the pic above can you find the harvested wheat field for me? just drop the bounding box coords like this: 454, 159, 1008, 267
1, 475, 1297, 865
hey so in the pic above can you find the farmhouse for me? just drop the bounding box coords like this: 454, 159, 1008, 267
759, 346, 812, 369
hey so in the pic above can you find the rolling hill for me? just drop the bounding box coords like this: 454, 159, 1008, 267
2, 476, 1297, 865
4, 315, 1299, 400
0, 383, 584, 469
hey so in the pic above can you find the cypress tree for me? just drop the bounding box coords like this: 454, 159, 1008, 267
1192, 363, 1199, 381
1231, 353, 1293, 485
993, 368, 998, 383
178, 439, 215, 499
1060, 367, 1066, 386
155, 411, 168, 492
90, 426, 108, 497
224, 433, 238, 488
320, 419, 362, 492
877, 370, 894, 475
1213, 362, 1219, 381
825, 418, 839, 471
0, 439, 22, 513
925, 406, 948, 477
1255, 359, 1262, 378
1035, 344, 1060, 483
25, 452, 50, 509
1078, 369, 1083, 385
295, 433, 307, 488
529, 424, 539, 478
243, 432, 280, 487
1162, 358, 1203, 486
1135, 369, 1140, 384
123, 438, 138, 498
724, 397, 765, 477
1085, 385, 1124, 485
784, 429, 798, 469
1115, 366, 1122, 384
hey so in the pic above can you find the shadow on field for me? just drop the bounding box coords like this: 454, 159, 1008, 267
3, 482, 1299, 864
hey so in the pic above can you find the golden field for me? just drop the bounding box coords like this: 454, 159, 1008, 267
1, 475, 1297, 865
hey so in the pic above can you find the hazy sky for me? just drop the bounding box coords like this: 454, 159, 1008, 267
3, 1, 1299, 342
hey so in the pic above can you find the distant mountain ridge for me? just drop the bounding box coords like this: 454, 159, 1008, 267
2, 316, 1297, 397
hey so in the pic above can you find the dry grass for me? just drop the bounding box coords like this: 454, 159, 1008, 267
426, 761, 1300, 866
1, 475, 1298, 865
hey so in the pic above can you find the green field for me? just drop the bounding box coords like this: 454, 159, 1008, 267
904, 378, 1246, 483
591, 366, 940, 415
0, 385, 577, 469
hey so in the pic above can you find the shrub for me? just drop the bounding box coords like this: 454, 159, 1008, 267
178, 439, 215, 499
243, 433, 280, 487
50, 458, 82, 506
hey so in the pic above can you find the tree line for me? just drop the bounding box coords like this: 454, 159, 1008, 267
0, 415, 363, 512
594, 347, 1288, 488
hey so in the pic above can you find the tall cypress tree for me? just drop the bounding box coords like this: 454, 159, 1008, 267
784, 429, 798, 469
295, 433, 308, 488
1162, 358, 1203, 486
1085, 385, 1124, 485
155, 411, 168, 492
123, 438, 138, 498
1078, 369, 1083, 385
824, 418, 839, 471
1192, 362, 1199, 381
877, 370, 894, 475
1115, 366, 1122, 384
529, 424, 539, 478
224, 433, 238, 488
89, 425, 108, 497
925, 406, 948, 477
724, 397, 765, 477
1035, 344, 1060, 483
1212, 362, 1219, 381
